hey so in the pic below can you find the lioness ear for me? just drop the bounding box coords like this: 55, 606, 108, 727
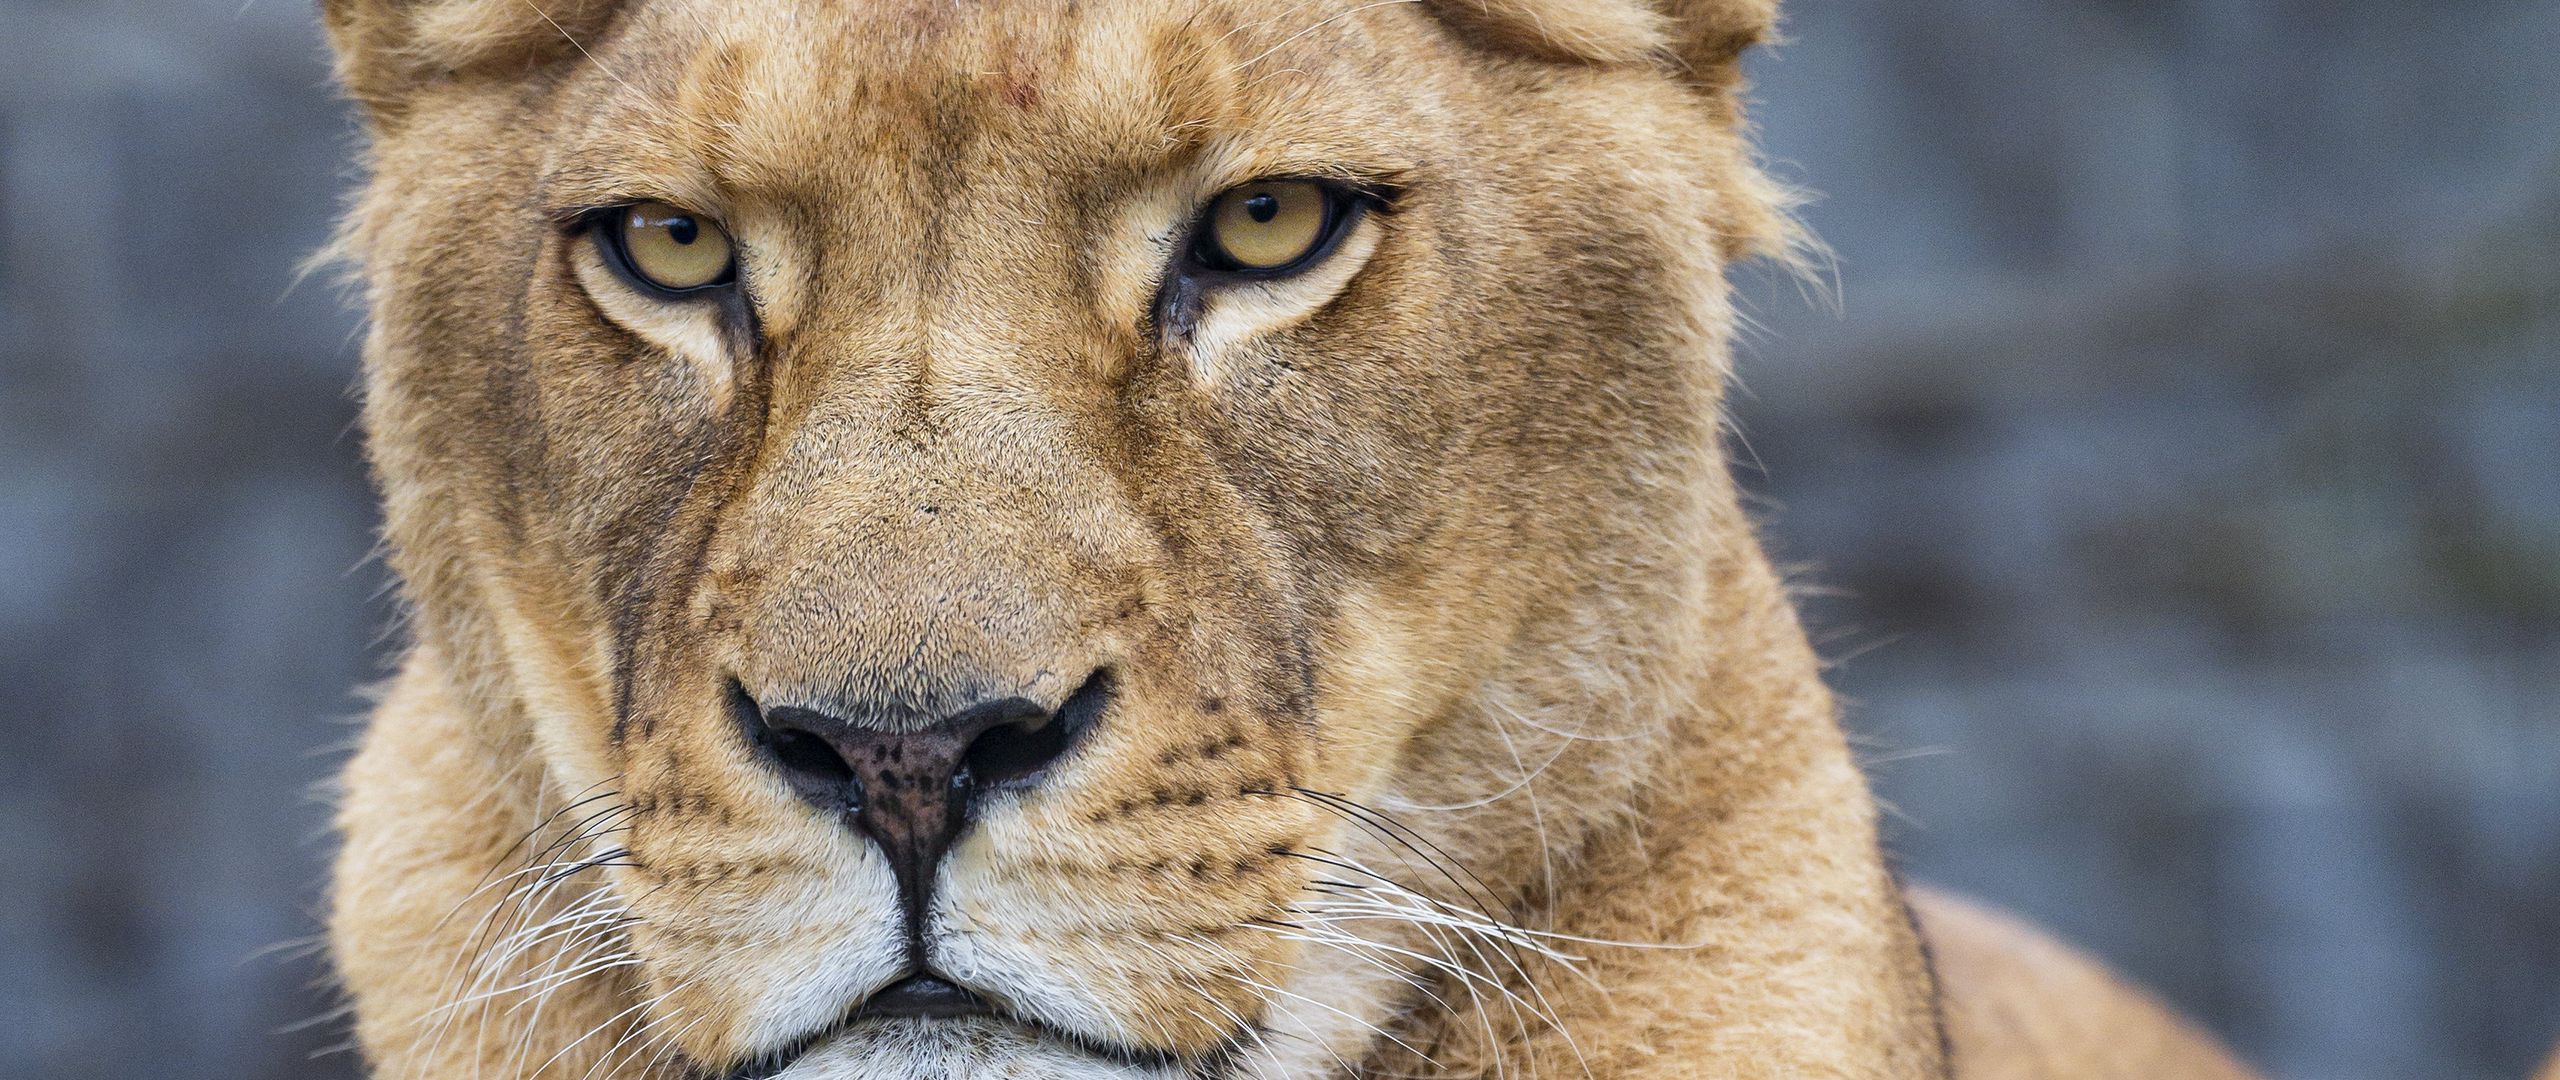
319, 0, 625, 125
1427, 0, 1777, 92
1429, 0, 1798, 263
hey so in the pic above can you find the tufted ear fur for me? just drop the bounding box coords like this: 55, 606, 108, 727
1428, 0, 1801, 264
319, 0, 625, 126
1650, 0, 1782, 93
1429, 0, 1776, 90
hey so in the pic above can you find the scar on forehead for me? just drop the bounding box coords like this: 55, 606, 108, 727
987, 39, 1045, 111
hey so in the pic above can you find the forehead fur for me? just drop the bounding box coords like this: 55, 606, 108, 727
542, 0, 1416, 211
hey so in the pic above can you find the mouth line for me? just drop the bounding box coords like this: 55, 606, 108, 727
709, 980, 1199, 1080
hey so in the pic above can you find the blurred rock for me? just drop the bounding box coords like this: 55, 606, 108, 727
1741, 4, 2560, 1078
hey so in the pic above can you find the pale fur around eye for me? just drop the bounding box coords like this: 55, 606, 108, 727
1183, 213, 1383, 379
568, 227, 741, 403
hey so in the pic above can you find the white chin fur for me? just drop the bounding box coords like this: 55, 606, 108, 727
771, 1018, 1181, 1080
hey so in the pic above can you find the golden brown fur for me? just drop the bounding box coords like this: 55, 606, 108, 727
1911, 889, 2257, 1080
319, 1, 2256, 1077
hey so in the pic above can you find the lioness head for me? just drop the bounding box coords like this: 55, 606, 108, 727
325, 0, 1800, 1076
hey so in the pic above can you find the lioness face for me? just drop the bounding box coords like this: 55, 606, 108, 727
349, 0, 1761, 1075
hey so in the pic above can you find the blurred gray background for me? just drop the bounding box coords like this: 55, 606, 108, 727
2, 1, 2553, 1078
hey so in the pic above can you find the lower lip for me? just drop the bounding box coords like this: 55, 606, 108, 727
721, 1016, 1042, 1080
728, 1014, 1186, 1080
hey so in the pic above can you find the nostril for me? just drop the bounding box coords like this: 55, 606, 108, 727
963, 669, 1112, 790
768, 728, 857, 786
961, 718, 1059, 790
731, 679, 859, 809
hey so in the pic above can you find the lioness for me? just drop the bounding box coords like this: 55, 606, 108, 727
319, 0, 2259, 1077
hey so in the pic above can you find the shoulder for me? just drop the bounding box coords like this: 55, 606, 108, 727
1909, 886, 2263, 1080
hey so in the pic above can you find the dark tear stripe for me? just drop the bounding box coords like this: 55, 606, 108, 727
1167, 388, 1328, 736
1096, 361, 1334, 741
608, 344, 778, 747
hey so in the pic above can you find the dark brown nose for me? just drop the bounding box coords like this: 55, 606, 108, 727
729, 673, 1109, 913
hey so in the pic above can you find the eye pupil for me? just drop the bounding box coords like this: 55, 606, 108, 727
666, 216, 698, 245
1244, 193, 1279, 223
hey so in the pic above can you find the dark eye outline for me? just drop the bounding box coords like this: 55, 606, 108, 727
1182, 178, 1386, 280
578, 204, 740, 299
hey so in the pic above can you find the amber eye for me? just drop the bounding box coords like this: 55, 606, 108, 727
1197, 180, 1340, 273
606, 201, 735, 293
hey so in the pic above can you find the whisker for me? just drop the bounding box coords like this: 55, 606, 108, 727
1175, 931, 1440, 1069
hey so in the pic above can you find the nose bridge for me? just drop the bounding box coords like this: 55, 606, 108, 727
733, 315, 1132, 718
790, 201, 1098, 460
801, 134, 1093, 376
